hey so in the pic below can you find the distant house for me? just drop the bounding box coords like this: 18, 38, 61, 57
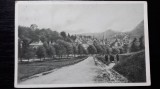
123, 35, 130, 44
110, 39, 122, 48
82, 43, 89, 50
29, 40, 43, 49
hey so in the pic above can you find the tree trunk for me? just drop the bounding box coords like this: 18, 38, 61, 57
114, 55, 117, 64
108, 55, 110, 63
52, 55, 54, 60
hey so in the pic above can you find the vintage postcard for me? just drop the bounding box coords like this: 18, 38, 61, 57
15, 1, 150, 88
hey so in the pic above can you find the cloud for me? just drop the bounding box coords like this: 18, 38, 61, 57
18, 3, 144, 34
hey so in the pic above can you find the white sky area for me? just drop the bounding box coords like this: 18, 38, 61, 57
18, 3, 144, 34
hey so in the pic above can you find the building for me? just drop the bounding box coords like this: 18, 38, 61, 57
29, 40, 43, 49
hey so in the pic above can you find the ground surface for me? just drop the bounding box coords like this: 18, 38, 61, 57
19, 56, 128, 84
18, 56, 87, 82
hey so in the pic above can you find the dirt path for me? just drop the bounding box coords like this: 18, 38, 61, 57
19, 56, 128, 84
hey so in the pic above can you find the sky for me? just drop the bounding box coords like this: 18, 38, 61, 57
17, 2, 144, 34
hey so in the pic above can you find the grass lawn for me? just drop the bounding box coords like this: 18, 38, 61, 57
113, 50, 146, 82
18, 56, 88, 82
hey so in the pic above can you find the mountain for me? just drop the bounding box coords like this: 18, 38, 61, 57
81, 29, 120, 40
79, 20, 144, 40
127, 20, 144, 38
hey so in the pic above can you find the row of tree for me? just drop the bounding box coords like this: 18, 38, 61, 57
18, 25, 145, 62
18, 39, 112, 62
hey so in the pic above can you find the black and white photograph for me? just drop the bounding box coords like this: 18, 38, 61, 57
15, 1, 150, 88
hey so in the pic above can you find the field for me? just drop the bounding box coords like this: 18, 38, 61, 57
113, 50, 146, 82
18, 56, 88, 82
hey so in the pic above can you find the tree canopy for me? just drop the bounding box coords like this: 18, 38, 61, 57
87, 45, 97, 54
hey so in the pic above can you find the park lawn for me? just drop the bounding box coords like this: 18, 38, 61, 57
18, 56, 88, 82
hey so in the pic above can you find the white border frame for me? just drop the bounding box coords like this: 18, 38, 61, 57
15, 1, 150, 88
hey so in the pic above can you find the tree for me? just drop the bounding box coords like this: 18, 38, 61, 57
73, 44, 78, 57
18, 26, 40, 44
68, 33, 71, 38
107, 46, 112, 55
66, 37, 72, 42
78, 44, 85, 55
94, 44, 103, 54
23, 47, 35, 62
70, 35, 77, 41
65, 42, 73, 58
139, 36, 145, 50
122, 43, 129, 53
60, 31, 67, 38
111, 48, 120, 55
119, 48, 123, 54
43, 41, 49, 49
83, 48, 88, 55
101, 45, 108, 55
28, 29, 39, 43
47, 45, 56, 59
50, 31, 60, 42
43, 41, 49, 57
56, 40, 73, 57
87, 45, 97, 54
40, 35, 47, 43
130, 38, 139, 52
54, 44, 67, 58
36, 46, 46, 61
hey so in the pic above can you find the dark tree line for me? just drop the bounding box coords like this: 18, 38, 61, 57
18, 25, 145, 62
18, 26, 86, 62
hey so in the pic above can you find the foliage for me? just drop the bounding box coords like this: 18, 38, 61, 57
36, 46, 46, 60
130, 38, 140, 52
83, 48, 88, 55
73, 44, 78, 56
111, 48, 120, 55
23, 47, 35, 60
56, 39, 73, 56
47, 45, 56, 58
60, 31, 67, 38
94, 44, 103, 54
78, 44, 85, 55
122, 43, 129, 53
54, 43, 66, 57
107, 47, 112, 55
139, 36, 145, 50
70, 35, 77, 41
87, 45, 97, 54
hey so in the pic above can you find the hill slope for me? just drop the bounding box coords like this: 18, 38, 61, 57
80, 20, 144, 40
127, 20, 144, 38
113, 50, 146, 82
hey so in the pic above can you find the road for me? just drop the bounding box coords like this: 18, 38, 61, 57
20, 56, 128, 84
